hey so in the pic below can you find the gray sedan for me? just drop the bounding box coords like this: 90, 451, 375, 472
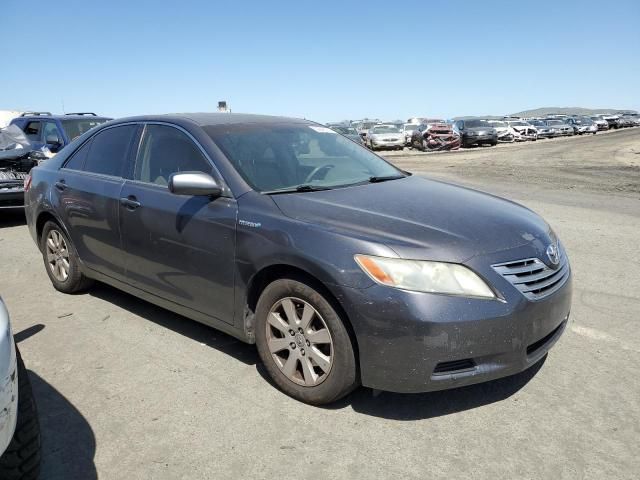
24, 113, 571, 404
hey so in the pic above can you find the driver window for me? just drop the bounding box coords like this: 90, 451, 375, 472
135, 125, 211, 186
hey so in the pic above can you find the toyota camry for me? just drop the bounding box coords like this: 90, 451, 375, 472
24, 113, 572, 405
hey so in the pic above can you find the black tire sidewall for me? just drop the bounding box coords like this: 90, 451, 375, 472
0, 346, 41, 480
255, 278, 357, 405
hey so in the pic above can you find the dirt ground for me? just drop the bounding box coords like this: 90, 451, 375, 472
386, 128, 640, 195
0, 128, 639, 479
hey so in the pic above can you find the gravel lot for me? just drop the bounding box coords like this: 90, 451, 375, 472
1, 128, 639, 479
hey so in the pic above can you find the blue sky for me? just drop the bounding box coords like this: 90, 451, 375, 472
2, 0, 638, 122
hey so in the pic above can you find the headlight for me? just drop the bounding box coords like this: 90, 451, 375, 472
354, 254, 495, 298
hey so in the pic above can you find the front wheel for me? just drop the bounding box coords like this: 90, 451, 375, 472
255, 278, 358, 405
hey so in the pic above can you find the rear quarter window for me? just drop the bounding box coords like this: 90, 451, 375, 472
63, 140, 92, 171
83, 125, 138, 177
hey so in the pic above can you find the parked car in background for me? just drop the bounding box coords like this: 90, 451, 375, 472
366, 124, 405, 151
454, 119, 497, 147
544, 119, 574, 136
329, 125, 364, 145
0, 298, 41, 479
1, 125, 47, 208
618, 114, 638, 128
487, 120, 517, 143
10, 113, 111, 154
24, 112, 572, 405
352, 120, 380, 143
589, 116, 609, 131
410, 119, 461, 151
600, 114, 621, 129
528, 119, 556, 138
402, 123, 419, 145
504, 120, 538, 141
565, 117, 597, 135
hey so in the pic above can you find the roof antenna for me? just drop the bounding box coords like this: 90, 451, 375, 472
61, 98, 66, 114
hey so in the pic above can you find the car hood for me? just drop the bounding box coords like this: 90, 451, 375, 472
272, 175, 552, 263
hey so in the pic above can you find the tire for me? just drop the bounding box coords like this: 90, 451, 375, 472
255, 278, 358, 405
490, 141, 498, 146
40, 221, 94, 294
0, 347, 41, 480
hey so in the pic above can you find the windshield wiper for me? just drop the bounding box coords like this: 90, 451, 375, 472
368, 174, 406, 183
264, 185, 333, 195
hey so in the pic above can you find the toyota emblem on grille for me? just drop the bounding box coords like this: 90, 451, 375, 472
546, 243, 560, 265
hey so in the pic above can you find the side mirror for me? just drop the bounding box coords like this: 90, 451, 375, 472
46, 134, 62, 146
168, 172, 222, 197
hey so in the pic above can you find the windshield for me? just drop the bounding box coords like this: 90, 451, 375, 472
529, 120, 544, 126
546, 120, 563, 126
206, 123, 404, 192
488, 121, 506, 127
61, 118, 109, 141
465, 120, 490, 128
403, 124, 418, 131
370, 126, 400, 134
509, 121, 529, 126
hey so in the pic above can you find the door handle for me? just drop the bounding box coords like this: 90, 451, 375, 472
54, 180, 67, 191
119, 196, 141, 210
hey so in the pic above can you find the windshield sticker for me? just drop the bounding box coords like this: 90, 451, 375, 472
309, 126, 337, 134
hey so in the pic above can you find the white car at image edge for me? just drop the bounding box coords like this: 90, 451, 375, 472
0, 298, 40, 479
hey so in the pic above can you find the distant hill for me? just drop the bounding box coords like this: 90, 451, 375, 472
511, 107, 637, 117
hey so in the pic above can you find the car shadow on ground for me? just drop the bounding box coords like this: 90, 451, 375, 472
0, 208, 26, 228
329, 356, 546, 420
89, 283, 259, 366
28, 372, 98, 480
15, 324, 98, 479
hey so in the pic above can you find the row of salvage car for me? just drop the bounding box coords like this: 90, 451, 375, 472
327, 111, 640, 152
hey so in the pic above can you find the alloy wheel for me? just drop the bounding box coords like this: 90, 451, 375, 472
46, 229, 70, 282
266, 297, 333, 386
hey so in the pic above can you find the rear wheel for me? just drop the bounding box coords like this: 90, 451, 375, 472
40, 221, 93, 294
0, 347, 41, 480
255, 278, 358, 405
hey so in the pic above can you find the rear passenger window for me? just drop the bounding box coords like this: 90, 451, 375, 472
64, 140, 92, 171
134, 125, 211, 186
84, 125, 137, 177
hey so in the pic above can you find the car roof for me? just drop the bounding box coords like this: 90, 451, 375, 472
110, 112, 311, 127
19, 114, 111, 121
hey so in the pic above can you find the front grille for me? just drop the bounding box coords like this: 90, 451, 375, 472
432, 359, 476, 375
492, 247, 570, 301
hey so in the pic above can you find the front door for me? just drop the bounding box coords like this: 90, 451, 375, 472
119, 124, 237, 324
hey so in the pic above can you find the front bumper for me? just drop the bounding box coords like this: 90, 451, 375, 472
463, 134, 496, 144
335, 246, 572, 393
371, 139, 405, 149
0, 185, 25, 209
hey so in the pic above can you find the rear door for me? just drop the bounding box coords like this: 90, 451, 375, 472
119, 123, 237, 324
54, 124, 140, 280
